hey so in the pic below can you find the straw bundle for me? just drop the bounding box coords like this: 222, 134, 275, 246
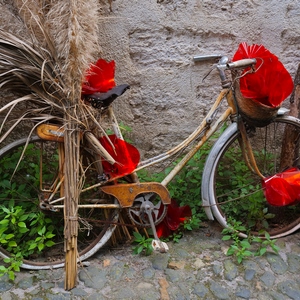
0, 0, 102, 142
0, 0, 102, 290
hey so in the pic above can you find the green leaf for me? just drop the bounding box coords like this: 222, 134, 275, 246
259, 248, 267, 256
226, 247, 236, 256
0, 219, 9, 225
8, 271, 15, 281
38, 226, 46, 236
28, 243, 37, 250
45, 232, 55, 239
19, 227, 29, 234
133, 232, 143, 241
222, 235, 232, 241
137, 245, 143, 254
8, 241, 17, 247
5, 234, 14, 240
252, 237, 262, 243
240, 240, 251, 249
45, 240, 55, 247
264, 232, 271, 240
38, 243, 44, 252
243, 250, 253, 257
13, 265, 20, 272
272, 245, 280, 253
18, 222, 27, 228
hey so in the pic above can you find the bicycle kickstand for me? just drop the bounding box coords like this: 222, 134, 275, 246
144, 204, 169, 253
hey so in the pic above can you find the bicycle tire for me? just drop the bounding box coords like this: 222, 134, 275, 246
0, 136, 119, 270
204, 115, 300, 239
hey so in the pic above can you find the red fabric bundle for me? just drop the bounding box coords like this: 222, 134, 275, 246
99, 134, 140, 178
262, 167, 300, 206
82, 59, 116, 94
156, 199, 192, 238
232, 43, 293, 107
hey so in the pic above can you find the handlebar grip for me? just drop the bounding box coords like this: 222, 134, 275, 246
193, 54, 223, 62
227, 58, 257, 69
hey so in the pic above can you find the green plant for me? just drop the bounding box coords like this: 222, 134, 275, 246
222, 218, 279, 264
0, 144, 57, 280
132, 232, 154, 256
0, 200, 56, 279
0, 253, 23, 281
252, 231, 280, 256
216, 146, 278, 232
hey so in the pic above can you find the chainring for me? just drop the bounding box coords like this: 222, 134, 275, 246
127, 192, 168, 227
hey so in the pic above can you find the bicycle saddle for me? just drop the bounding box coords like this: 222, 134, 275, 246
82, 84, 130, 109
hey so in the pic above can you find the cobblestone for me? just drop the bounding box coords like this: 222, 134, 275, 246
1, 222, 300, 299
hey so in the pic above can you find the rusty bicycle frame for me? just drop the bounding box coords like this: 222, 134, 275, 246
36, 56, 258, 249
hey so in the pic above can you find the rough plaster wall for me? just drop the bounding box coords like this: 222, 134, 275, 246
98, 0, 300, 159
0, 1, 299, 159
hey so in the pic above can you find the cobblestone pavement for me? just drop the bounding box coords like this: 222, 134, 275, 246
1, 222, 300, 300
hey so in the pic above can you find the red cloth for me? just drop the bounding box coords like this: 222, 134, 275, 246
156, 199, 192, 238
232, 43, 293, 107
82, 59, 116, 94
99, 134, 140, 178
262, 167, 300, 206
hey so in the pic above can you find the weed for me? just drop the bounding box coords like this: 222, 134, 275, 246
222, 218, 279, 264
132, 232, 153, 256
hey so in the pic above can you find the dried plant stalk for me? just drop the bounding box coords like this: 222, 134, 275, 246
0, 0, 102, 290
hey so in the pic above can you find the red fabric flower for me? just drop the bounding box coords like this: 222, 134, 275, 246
232, 43, 293, 107
99, 134, 140, 178
262, 167, 300, 206
156, 199, 192, 238
82, 59, 116, 94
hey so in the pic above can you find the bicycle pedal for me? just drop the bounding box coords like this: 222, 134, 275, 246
152, 239, 169, 253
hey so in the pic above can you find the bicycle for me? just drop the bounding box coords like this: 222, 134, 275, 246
0, 52, 300, 271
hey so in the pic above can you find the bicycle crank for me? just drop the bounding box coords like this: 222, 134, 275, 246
127, 193, 169, 253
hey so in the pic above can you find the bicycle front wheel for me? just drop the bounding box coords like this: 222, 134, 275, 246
206, 116, 300, 238
0, 136, 119, 269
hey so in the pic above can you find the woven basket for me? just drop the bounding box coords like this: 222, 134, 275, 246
234, 79, 279, 127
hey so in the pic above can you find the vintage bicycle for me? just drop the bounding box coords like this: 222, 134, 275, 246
0, 44, 299, 270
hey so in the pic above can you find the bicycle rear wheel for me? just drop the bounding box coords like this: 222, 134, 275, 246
0, 136, 119, 269
206, 116, 300, 238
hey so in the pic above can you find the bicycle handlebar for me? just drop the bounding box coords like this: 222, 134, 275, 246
193, 55, 257, 85
226, 58, 257, 69
193, 54, 223, 62
193, 54, 256, 70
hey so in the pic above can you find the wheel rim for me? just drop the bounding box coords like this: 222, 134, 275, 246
211, 117, 300, 237
0, 137, 118, 269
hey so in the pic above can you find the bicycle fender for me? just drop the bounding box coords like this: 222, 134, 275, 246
201, 122, 238, 221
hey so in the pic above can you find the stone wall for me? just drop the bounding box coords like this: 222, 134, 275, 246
98, 0, 299, 159
0, 1, 299, 159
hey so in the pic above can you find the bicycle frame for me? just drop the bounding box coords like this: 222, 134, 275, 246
135, 89, 236, 186
38, 57, 259, 215
39, 87, 235, 210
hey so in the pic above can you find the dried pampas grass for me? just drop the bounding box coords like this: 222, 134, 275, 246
0, 0, 108, 290
0, 0, 103, 143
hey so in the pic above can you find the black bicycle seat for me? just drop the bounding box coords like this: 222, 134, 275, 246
83, 84, 130, 109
